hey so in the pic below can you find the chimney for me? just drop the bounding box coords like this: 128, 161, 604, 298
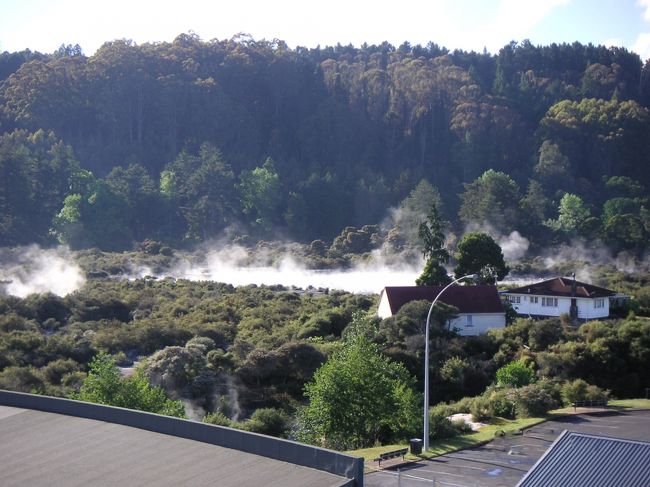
569, 272, 578, 322
571, 272, 577, 296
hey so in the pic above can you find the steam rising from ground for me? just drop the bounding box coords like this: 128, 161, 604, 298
168, 245, 422, 294
498, 231, 530, 261
1, 238, 648, 299
464, 222, 531, 261
0, 245, 85, 298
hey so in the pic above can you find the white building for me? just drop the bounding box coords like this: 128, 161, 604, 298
377, 285, 506, 336
501, 277, 621, 320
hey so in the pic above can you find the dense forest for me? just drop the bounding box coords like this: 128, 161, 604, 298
1, 35, 650, 253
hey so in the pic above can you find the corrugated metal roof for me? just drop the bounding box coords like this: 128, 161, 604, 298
516, 430, 650, 487
505, 277, 616, 298
382, 285, 504, 315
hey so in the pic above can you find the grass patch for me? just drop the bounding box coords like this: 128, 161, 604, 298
608, 398, 650, 409
347, 416, 545, 464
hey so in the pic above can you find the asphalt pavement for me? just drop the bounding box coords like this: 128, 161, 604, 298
365, 409, 650, 487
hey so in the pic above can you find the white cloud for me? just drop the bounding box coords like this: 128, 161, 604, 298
482, 0, 571, 52
638, 0, 650, 21
633, 32, 650, 60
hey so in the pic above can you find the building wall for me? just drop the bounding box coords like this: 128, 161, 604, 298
377, 291, 506, 334
506, 294, 610, 319
449, 313, 506, 336
377, 291, 392, 319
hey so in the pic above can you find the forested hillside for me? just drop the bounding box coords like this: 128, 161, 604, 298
2, 35, 650, 252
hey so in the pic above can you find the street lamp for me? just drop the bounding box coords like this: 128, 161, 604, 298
423, 274, 476, 451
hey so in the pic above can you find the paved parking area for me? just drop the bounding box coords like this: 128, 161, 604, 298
365, 409, 650, 487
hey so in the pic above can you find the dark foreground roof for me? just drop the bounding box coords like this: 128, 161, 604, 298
505, 277, 616, 298
0, 406, 351, 487
0, 390, 360, 487
381, 285, 504, 315
516, 430, 650, 487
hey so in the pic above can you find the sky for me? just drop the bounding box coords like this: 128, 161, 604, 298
1, 0, 650, 60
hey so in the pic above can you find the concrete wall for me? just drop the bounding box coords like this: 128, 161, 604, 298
0, 389, 363, 487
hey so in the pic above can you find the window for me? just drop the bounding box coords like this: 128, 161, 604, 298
542, 297, 558, 307
466, 315, 473, 327
508, 295, 521, 304
594, 298, 605, 309
530, 296, 538, 304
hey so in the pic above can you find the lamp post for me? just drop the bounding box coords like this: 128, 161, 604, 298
423, 274, 476, 451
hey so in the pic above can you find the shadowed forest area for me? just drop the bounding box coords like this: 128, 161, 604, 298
1, 35, 650, 253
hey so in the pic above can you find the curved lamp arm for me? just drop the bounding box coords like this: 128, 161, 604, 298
423, 273, 476, 451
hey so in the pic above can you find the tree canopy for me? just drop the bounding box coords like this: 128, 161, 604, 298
0, 38, 649, 251
76, 352, 185, 417
454, 232, 509, 283
298, 315, 420, 449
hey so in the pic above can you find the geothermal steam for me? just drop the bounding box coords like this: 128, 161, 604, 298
0, 245, 85, 298
168, 245, 422, 294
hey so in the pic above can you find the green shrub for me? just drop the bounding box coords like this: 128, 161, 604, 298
450, 418, 473, 434
510, 384, 557, 418
536, 377, 563, 405
243, 408, 290, 438
42, 358, 81, 385
428, 410, 461, 439
431, 397, 474, 418
453, 396, 475, 414
561, 379, 609, 405
203, 411, 232, 427
0, 365, 45, 393
206, 348, 235, 372
495, 359, 536, 388
430, 402, 455, 418
185, 336, 216, 354
470, 395, 490, 422
485, 388, 515, 419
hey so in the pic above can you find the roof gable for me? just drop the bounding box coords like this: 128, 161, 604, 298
382, 285, 504, 315
505, 277, 615, 298
517, 430, 650, 487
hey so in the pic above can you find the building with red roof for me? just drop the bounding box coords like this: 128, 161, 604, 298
377, 285, 505, 336
502, 276, 625, 320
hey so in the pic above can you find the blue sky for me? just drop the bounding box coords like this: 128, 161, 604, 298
1, 0, 649, 60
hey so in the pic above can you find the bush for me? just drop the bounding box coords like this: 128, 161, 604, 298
510, 384, 557, 418
42, 358, 81, 385
561, 379, 609, 406
203, 411, 232, 427
536, 377, 563, 405
243, 408, 290, 438
495, 359, 536, 388
484, 388, 515, 419
428, 410, 462, 439
185, 336, 216, 354
0, 365, 45, 393
430, 397, 473, 418
470, 395, 490, 422
452, 396, 475, 414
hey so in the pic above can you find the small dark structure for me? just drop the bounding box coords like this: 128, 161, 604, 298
373, 447, 408, 466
